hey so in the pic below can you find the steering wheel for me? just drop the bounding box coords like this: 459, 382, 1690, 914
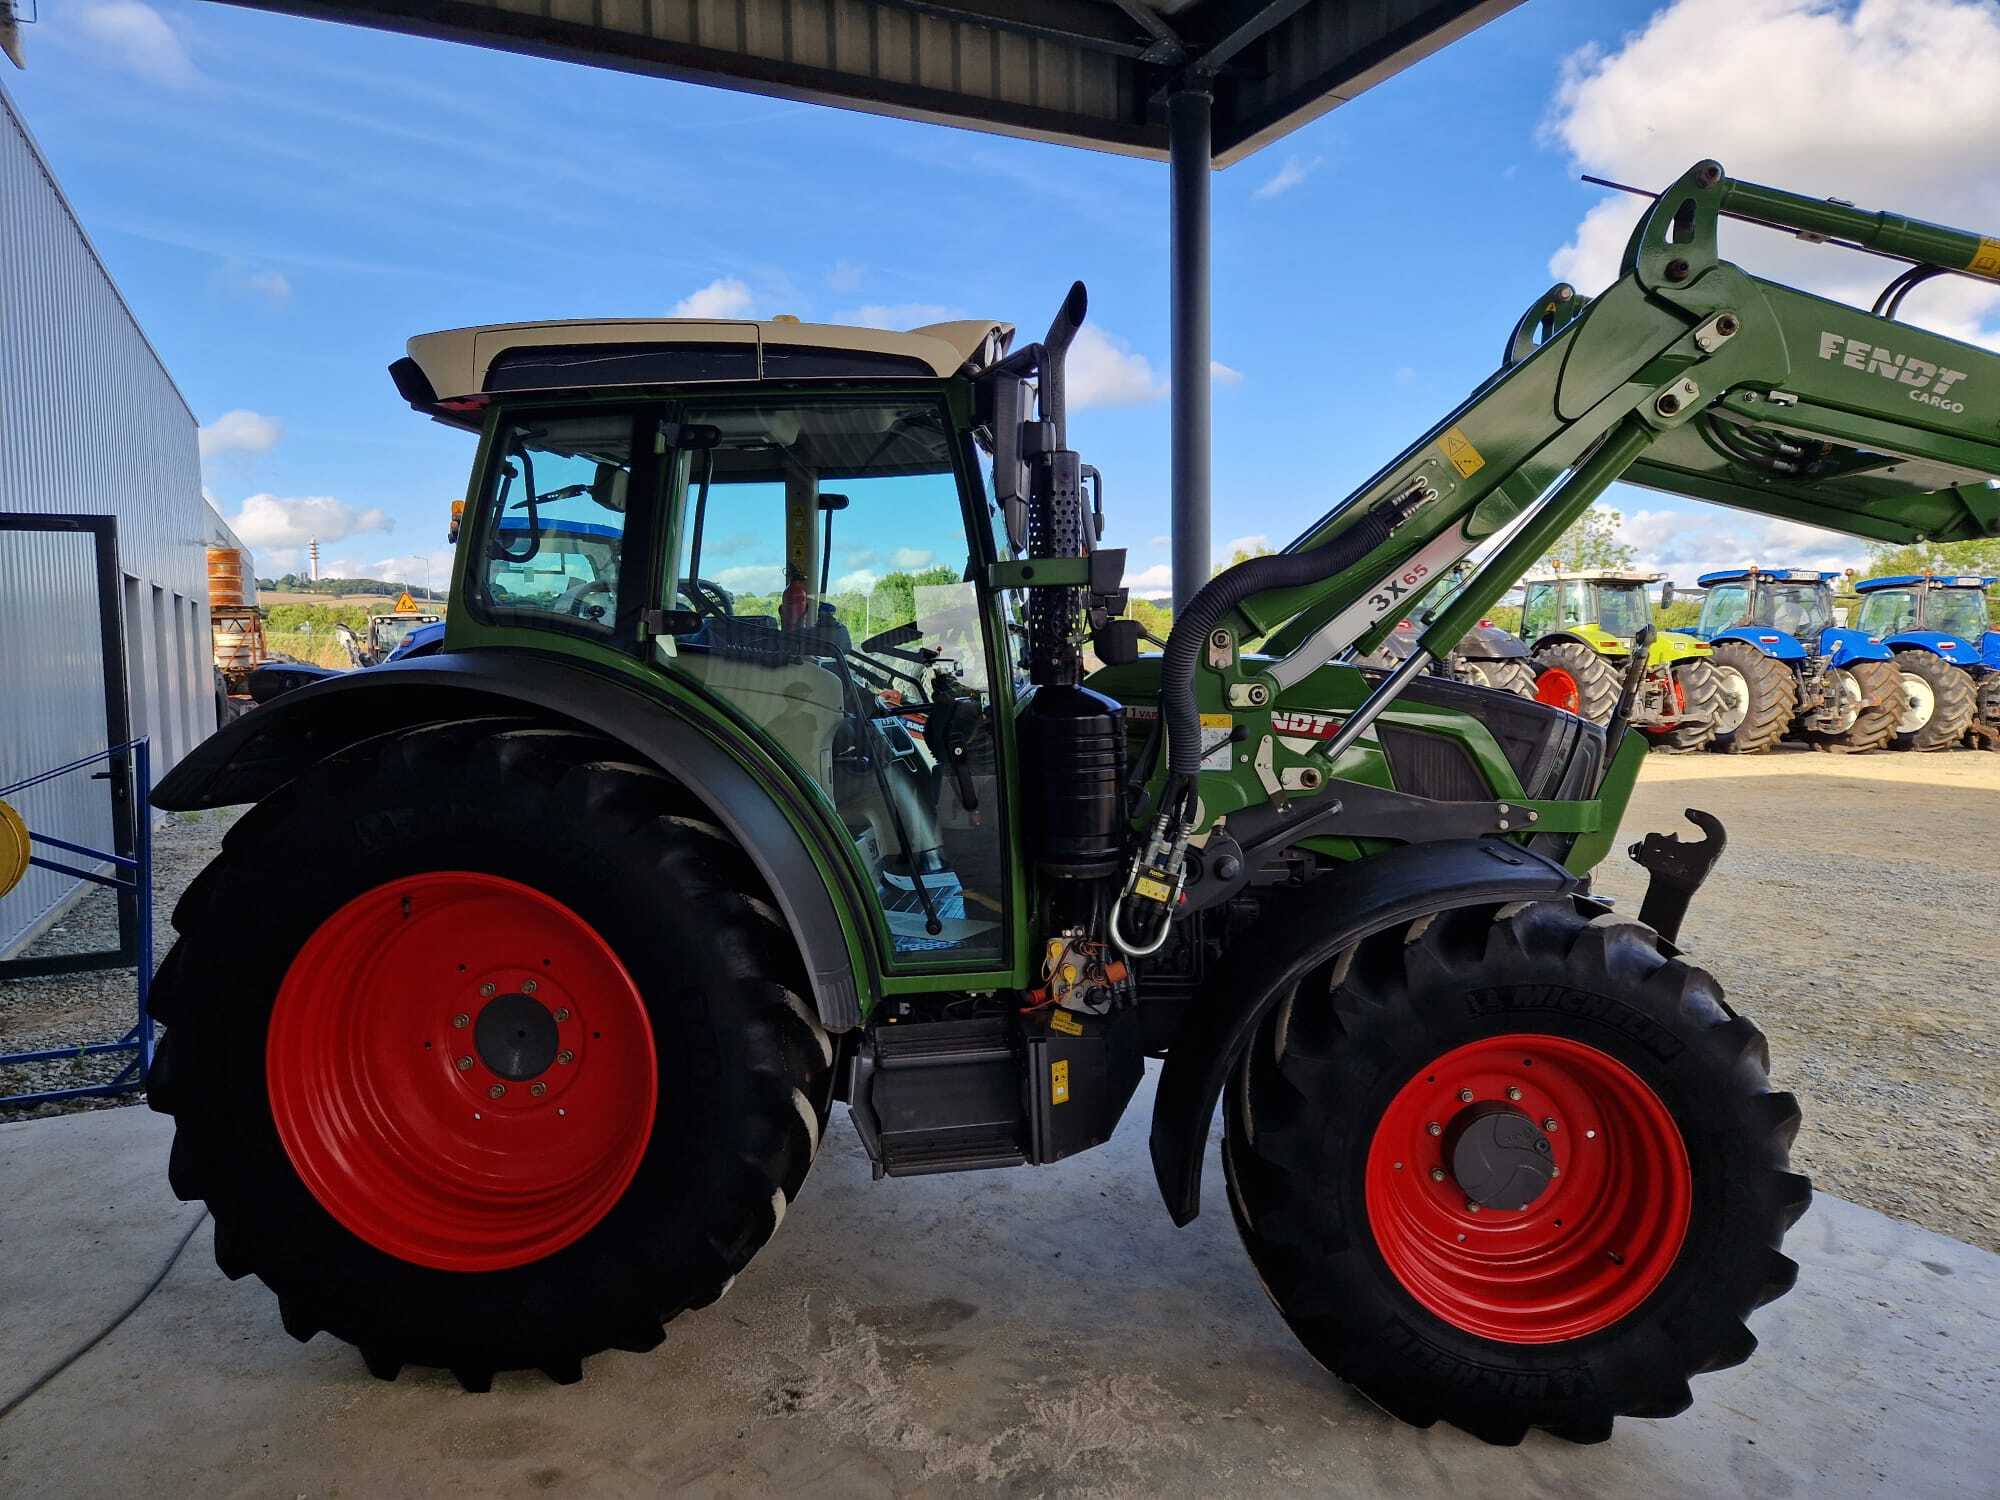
568, 585, 615, 624
682, 576, 734, 619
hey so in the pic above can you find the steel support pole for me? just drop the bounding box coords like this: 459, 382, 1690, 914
1168, 85, 1213, 612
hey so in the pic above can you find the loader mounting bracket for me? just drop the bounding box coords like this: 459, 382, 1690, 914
1628, 808, 1727, 945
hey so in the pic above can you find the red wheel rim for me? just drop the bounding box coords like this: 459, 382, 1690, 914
1535, 667, 1582, 714
1364, 1034, 1691, 1343
266, 872, 657, 1272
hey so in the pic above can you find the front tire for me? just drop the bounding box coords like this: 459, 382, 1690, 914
1890, 650, 1976, 751
1223, 900, 1807, 1445
147, 720, 833, 1388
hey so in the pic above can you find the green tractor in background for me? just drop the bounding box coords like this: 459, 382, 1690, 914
1520, 569, 1719, 750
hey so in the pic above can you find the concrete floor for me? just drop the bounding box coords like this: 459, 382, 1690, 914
2, 1078, 1995, 1499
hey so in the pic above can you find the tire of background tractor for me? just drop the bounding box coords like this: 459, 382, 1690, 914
1978, 674, 2000, 747
146, 719, 834, 1389
1890, 649, 1977, 752
1806, 659, 1899, 754
1221, 900, 1808, 1446
1465, 658, 1538, 700
1653, 658, 1720, 752
1706, 641, 1797, 755
1529, 642, 1621, 724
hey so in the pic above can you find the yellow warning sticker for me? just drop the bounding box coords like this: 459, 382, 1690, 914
393, 591, 418, 613
1970, 237, 2000, 280
1198, 712, 1233, 729
1440, 427, 1485, 479
1134, 876, 1172, 903
1050, 1010, 1083, 1038
1051, 1058, 1072, 1103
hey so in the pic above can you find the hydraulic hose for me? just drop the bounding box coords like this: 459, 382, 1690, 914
1158, 493, 1422, 780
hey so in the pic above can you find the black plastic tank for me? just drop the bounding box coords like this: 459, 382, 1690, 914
1018, 682, 1127, 879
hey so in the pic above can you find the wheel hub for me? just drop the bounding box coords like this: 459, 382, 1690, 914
475, 992, 560, 1079
1445, 1103, 1555, 1210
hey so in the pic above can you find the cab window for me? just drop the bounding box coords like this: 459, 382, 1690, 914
1521, 583, 1556, 638
472, 411, 641, 633
1857, 589, 1918, 636
1698, 583, 1750, 633
657, 398, 1006, 964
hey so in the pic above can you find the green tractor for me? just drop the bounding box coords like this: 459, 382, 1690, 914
147, 162, 2000, 1443
1519, 569, 1720, 750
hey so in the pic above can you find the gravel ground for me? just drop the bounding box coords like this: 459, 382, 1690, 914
0, 809, 236, 1117
4, 750, 1994, 1251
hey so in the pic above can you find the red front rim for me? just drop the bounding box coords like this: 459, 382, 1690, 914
1535, 667, 1582, 714
1364, 1034, 1691, 1343
266, 872, 658, 1272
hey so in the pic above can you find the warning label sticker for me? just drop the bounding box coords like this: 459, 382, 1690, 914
1440, 426, 1485, 478
1126, 707, 1234, 770
1971, 237, 2000, 280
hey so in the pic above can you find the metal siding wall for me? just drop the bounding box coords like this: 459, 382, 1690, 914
0, 79, 209, 955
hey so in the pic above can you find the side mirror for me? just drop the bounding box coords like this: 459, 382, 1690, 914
818, 492, 850, 512
1659, 581, 1676, 608
590, 464, 630, 512
979, 373, 1031, 553
447, 500, 464, 544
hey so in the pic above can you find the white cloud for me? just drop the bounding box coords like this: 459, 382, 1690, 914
892, 547, 936, 570
241, 268, 291, 307
1253, 154, 1324, 201
847, 303, 962, 328
76, 2, 197, 88
712, 563, 785, 594
1545, 0, 2000, 347
228, 494, 392, 552
1147, 535, 1171, 550
1210, 360, 1244, 386
199, 410, 282, 460
827, 260, 866, 294
357, 550, 456, 589
831, 568, 879, 594
1126, 563, 1173, 599
1615, 497, 1867, 580
671, 278, 757, 319
1067, 325, 1167, 410
1219, 534, 1270, 560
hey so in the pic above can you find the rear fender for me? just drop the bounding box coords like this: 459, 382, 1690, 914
154, 652, 870, 1029
1647, 631, 1710, 666
1819, 626, 1895, 665
1880, 630, 1981, 666
1709, 626, 1806, 660
1147, 839, 1582, 1226
1461, 624, 1529, 661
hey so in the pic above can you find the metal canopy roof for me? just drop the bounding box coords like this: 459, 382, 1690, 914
218, 0, 1516, 166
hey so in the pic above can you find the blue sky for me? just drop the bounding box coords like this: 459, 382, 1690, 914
9, 0, 2000, 596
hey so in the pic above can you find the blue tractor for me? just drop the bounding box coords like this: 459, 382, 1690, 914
1683, 567, 1901, 754
1853, 573, 1997, 750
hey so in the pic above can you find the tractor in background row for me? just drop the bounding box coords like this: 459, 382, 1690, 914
1679, 568, 1900, 754
1519, 569, 1718, 750
1356, 562, 1537, 698
1853, 573, 1999, 749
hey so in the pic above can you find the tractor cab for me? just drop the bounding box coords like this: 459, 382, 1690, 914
338, 592, 445, 667
1854, 573, 1999, 748
1517, 568, 1716, 745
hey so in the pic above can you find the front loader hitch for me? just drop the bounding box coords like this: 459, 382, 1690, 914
1628, 808, 1727, 944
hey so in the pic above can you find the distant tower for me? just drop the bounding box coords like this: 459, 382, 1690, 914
309, 538, 320, 582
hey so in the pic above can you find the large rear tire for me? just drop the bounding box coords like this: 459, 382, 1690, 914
1529, 641, 1621, 725
1464, 657, 1538, 700
1805, 660, 1899, 753
1890, 650, 1977, 751
1222, 900, 1807, 1445
147, 719, 834, 1388
1653, 658, 1720, 752
1707, 641, 1796, 754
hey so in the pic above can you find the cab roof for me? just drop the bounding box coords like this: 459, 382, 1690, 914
1696, 567, 1839, 586
1518, 568, 1665, 585
394, 316, 1015, 425
1854, 573, 1996, 591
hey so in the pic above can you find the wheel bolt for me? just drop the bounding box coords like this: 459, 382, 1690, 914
1465, 1201, 1482, 1214
530, 1082, 548, 1097
1544, 1117, 1559, 1132
1506, 1085, 1522, 1101
455, 1056, 473, 1071
522, 979, 538, 994
1430, 1167, 1446, 1182
557, 1049, 575, 1066
554, 1007, 571, 1022
452, 1013, 469, 1029
488, 1083, 506, 1099
1426, 1121, 1441, 1137
1458, 1088, 1474, 1103
480, 982, 496, 997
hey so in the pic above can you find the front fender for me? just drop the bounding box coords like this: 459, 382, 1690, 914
1148, 839, 1582, 1226
1882, 630, 1982, 666
1710, 626, 1806, 660
155, 651, 870, 1030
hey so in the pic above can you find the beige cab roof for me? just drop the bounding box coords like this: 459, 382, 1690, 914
1518, 568, 1666, 585
404, 315, 1014, 406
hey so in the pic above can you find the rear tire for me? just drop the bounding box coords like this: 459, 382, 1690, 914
1529, 642, 1621, 725
1806, 660, 1899, 753
1707, 641, 1796, 754
1223, 900, 1807, 1445
1464, 658, 1537, 700
1978, 674, 2000, 747
1890, 650, 1977, 751
1653, 658, 1720, 752
147, 719, 834, 1388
